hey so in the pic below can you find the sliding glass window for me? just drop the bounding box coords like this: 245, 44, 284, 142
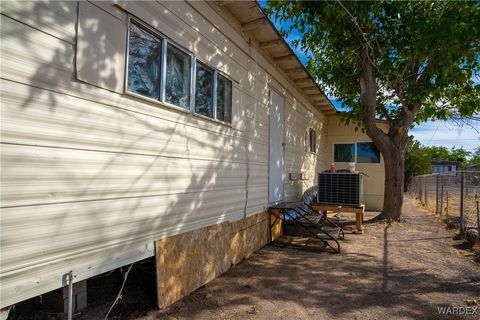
216, 74, 232, 123
126, 18, 232, 124
165, 44, 191, 109
127, 23, 162, 99
195, 62, 214, 118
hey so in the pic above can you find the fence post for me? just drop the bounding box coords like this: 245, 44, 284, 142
423, 176, 428, 207
418, 177, 421, 201
446, 191, 449, 219
440, 182, 444, 218
435, 175, 439, 215
460, 172, 465, 235
477, 200, 479, 231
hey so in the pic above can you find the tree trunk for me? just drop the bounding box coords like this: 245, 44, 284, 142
358, 47, 410, 220
376, 141, 405, 220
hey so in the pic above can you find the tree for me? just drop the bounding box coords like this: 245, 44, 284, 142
266, 1, 480, 219
469, 146, 480, 167
403, 139, 472, 189
404, 138, 430, 190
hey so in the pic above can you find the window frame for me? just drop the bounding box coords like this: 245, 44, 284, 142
163, 40, 193, 110
125, 18, 164, 103
332, 141, 382, 164
124, 16, 233, 124
193, 59, 215, 119
215, 71, 233, 124
308, 128, 317, 154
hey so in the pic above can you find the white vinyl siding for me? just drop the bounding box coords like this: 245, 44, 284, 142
0, 0, 329, 308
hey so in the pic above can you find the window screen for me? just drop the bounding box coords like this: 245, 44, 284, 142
127, 23, 161, 99
195, 62, 213, 118
334, 143, 355, 162
357, 142, 380, 163
165, 44, 190, 108
216, 74, 232, 123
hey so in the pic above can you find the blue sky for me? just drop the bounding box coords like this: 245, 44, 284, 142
263, 5, 479, 153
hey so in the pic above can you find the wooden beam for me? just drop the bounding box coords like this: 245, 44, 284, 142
318, 105, 333, 111
283, 67, 303, 73
217, 1, 233, 6
313, 101, 330, 107
259, 39, 283, 50
273, 54, 295, 63
241, 17, 267, 32
294, 77, 310, 83
295, 78, 313, 86
286, 71, 305, 78
299, 84, 318, 90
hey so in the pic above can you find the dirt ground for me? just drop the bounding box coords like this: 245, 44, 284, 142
9, 196, 480, 320
153, 196, 479, 320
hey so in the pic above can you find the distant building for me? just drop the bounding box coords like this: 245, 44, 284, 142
431, 160, 458, 175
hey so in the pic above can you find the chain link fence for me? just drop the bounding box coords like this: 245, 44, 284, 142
408, 171, 480, 234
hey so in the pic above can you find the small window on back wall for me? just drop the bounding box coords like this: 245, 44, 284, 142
308, 129, 317, 153
334, 143, 355, 162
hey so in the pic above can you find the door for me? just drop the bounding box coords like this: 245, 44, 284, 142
268, 89, 284, 204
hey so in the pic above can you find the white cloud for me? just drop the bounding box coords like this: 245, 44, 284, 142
410, 120, 479, 152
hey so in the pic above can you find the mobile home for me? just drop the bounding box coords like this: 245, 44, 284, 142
0, 0, 385, 311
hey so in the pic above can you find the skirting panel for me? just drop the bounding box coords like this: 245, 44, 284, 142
155, 211, 270, 309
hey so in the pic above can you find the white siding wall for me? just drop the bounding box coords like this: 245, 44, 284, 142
0, 0, 328, 307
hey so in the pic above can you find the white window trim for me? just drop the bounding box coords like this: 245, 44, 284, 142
332, 141, 381, 164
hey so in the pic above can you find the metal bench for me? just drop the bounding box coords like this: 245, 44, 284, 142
269, 201, 343, 253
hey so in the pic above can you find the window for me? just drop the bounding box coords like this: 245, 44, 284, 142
125, 17, 232, 123
127, 23, 162, 99
165, 44, 191, 109
216, 74, 232, 123
357, 142, 380, 163
195, 62, 213, 118
308, 129, 316, 153
334, 143, 355, 162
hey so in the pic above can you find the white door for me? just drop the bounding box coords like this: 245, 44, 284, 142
268, 89, 284, 204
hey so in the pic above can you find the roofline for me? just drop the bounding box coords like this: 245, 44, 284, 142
254, 1, 337, 114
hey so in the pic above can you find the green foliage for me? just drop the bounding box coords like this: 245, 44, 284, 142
468, 146, 480, 166
404, 138, 474, 188
404, 139, 431, 187
265, 1, 480, 127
